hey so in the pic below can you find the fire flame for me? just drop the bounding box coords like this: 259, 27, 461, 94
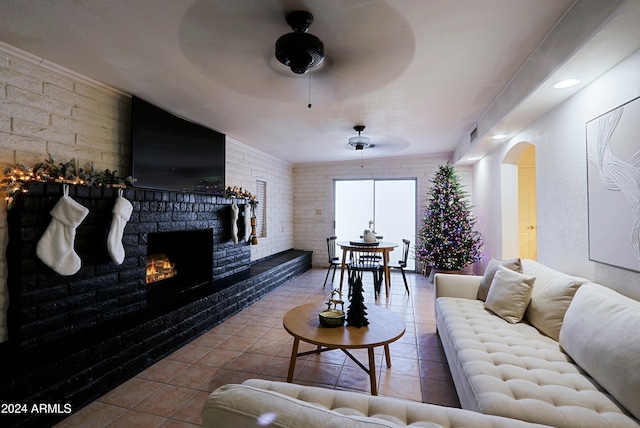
146, 254, 177, 284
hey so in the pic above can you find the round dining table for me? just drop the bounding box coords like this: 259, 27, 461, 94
336, 241, 398, 298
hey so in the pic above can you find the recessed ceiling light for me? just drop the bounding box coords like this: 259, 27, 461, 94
492, 134, 508, 140
552, 78, 581, 89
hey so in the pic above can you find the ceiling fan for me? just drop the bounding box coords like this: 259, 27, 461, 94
178, 1, 414, 105
275, 10, 325, 75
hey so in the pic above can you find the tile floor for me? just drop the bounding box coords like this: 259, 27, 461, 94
54, 268, 459, 427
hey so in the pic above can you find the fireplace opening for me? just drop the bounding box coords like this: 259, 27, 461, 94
146, 229, 213, 302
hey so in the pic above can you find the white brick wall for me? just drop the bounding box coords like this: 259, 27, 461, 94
0, 49, 131, 172
292, 155, 473, 268
226, 138, 294, 261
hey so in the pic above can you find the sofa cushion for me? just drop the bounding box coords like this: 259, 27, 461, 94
523, 260, 588, 341
436, 296, 639, 427
477, 258, 522, 301
560, 282, 640, 421
484, 265, 535, 323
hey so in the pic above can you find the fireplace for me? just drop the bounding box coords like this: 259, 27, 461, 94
5, 183, 251, 348
146, 229, 214, 301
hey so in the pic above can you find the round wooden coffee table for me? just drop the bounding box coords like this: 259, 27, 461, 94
283, 302, 405, 395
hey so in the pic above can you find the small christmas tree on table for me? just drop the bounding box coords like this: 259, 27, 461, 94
415, 162, 483, 278
346, 273, 369, 328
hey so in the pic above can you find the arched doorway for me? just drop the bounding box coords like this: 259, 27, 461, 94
500, 142, 537, 260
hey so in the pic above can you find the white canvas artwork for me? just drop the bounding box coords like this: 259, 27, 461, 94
586, 96, 640, 272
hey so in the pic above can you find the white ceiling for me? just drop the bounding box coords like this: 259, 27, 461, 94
1, 0, 639, 165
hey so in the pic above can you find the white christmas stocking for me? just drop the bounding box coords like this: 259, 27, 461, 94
244, 204, 251, 243
231, 203, 239, 244
36, 184, 89, 276
107, 190, 133, 265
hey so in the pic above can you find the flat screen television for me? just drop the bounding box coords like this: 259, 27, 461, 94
131, 96, 225, 195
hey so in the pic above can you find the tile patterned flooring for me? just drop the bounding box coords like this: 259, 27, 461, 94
54, 268, 459, 427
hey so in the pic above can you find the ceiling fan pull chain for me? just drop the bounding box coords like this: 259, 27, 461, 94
308, 76, 312, 109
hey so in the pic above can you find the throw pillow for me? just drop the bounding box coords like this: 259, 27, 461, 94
560, 282, 640, 421
484, 265, 535, 323
523, 265, 586, 340
477, 258, 523, 301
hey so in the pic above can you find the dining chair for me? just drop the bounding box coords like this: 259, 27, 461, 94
347, 246, 384, 298
389, 239, 411, 295
358, 235, 384, 262
323, 236, 344, 288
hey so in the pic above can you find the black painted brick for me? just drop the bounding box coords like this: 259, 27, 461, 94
118, 290, 146, 307
96, 282, 138, 300
139, 211, 172, 222
69, 273, 118, 294
157, 221, 187, 232
117, 268, 143, 283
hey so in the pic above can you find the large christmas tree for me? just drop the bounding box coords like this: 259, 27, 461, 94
415, 162, 483, 271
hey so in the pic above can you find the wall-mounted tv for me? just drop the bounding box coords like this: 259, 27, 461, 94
131, 96, 225, 195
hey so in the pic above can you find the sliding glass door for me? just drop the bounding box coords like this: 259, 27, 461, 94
335, 179, 416, 270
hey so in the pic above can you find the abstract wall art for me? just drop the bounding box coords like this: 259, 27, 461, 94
586, 96, 640, 272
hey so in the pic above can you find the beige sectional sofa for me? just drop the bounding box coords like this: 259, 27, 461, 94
202, 259, 640, 427
435, 259, 640, 427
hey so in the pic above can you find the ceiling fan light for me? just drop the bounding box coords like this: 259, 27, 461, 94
349, 136, 371, 150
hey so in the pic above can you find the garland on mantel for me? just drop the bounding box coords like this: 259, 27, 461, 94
2, 155, 135, 209
224, 186, 258, 209
3, 156, 261, 213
